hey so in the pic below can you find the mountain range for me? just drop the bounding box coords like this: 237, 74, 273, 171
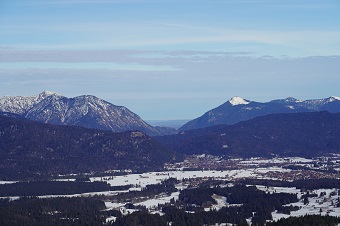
157, 111, 340, 158
179, 96, 340, 131
0, 91, 165, 136
2, 92, 340, 136
0, 115, 176, 180
1, 91, 340, 179
2, 110, 340, 179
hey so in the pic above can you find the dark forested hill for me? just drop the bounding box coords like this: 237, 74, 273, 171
0, 115, 176, 180
156, 111, 340, 157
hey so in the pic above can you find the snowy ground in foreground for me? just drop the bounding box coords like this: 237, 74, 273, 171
256, 186, 340, 221
2, 164, 340, 224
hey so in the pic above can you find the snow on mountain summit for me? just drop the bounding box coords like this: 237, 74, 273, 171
180, 95, 340, 131
0, 91, 56, 114
284, 97, 302, 103
38, 91, 60, 98
229, 96, 250, 106
0, 91, 162, 136
328, 96, 340, 102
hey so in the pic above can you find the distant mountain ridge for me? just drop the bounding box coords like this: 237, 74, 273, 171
157, 111, 340, 158
179, 96, 340, 131
0, 92, 162, 136
146, 119, 189, 130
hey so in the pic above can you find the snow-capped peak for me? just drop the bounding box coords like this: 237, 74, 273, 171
0, 91, 63, 115
229, 96, 250, 106
38, 91, 60, 98
284, 97, 302, 103
328, 96, 340, 102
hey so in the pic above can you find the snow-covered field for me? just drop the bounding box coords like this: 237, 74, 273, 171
256, 185, 340, 221
240, 157, 313, 165
98, 169, 340, 223
136, 191, 180, 210
256, 185, 301, 196
2, 155, 340, 224
90, 167, 291, 188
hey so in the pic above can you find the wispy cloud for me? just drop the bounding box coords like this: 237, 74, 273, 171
0, 49, 250, 63
1, 17, 339, 56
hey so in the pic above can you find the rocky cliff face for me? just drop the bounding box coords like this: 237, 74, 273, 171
0, 92, 161, 136
0, 91, 54, 114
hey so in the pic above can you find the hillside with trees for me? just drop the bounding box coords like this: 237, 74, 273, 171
0, 115, 177, 180
157, 111, 340, 157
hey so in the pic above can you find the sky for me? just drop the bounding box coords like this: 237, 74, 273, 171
0, 0, 340, 120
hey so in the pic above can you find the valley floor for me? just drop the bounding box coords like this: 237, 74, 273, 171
2, 155, 340, 225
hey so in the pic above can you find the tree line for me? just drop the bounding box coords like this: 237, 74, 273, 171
0, 181, 131, 196
0, 197, 112, 226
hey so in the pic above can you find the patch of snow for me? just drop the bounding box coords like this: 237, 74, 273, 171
229, 96, 250, 106
206, 194, 227, 211
106, 216, 117, 223
0, 181, 17, 185
39, 91, 60, 98
271, 211, 291, 221
136, 191, 179, 209
330, 96, 340, 101
105, 201, 125, 209
284, 97, 301, 103
240, 157, 313, 164
256, 185, 301, 195
54, 179, 76, 182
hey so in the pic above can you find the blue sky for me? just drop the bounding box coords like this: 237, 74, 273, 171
0, 0, 340, 120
